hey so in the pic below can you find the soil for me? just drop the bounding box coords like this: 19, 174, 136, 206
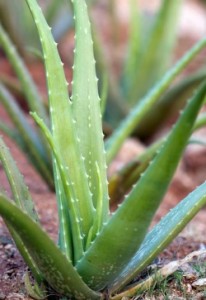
1, 0, 206, 299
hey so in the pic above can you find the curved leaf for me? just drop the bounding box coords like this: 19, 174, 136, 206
0, 136, 38, 221
109, 182, 206, 295
71, 0, 109, 230
77, 82, 206, 290
0, 82, 53, 188
106, 38, 206, 163
0, 195, 101, 300
24, 0, 94, 249
0, 23, 48, 124
127, 0, 183, 104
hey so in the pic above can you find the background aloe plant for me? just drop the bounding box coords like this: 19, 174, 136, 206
98, 0, 206, 139
0, 0, 206, 299
0, 0, 74, 56
1, 0, 206, 201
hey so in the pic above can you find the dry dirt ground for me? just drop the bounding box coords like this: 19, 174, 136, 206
1, 0, 206, 299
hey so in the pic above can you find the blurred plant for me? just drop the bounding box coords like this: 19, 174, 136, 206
0, 1, 206, 299
1, 0, 206, 197
99, 0, 206, 138
0, 23, 54, 189
0, 0, 73, 56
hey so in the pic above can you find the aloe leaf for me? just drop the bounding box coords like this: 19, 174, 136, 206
189, 138, 206, 146
110, 91, 206, 204
0, 74, 22, 98
31, 112, 85, 262
0, 195, 101, 300
109, 107, 206, 204
24, 272, 45, 300
24, 0, 94, 246
127, 0, 182, 104
193, 112, 206, 131
0, 121, 20, 141
0, 83, 53, 188
5, 224, 43, 285
0, 137, 38, 221
0, 24, 48, 124
136, 69, 206, 138
106, 38, 206, 164
109, 182, 206, 295
45, 0, 64, 25
0, 1, 24, 54
100, 71, 108, 116
109, 158, 148, 205
124, 0, 140, 82
0, 137, 43, 284
77, 82, 206, 290
0, 121, 45, 171
71, 0, 109, 226
45, 0, 73, 42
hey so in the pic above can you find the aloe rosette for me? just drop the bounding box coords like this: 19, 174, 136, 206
0, 0, 206, 299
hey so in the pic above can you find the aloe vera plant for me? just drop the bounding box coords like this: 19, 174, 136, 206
1, 1, 206, 299
101, 0, 206, 138
1, 0, 206, 196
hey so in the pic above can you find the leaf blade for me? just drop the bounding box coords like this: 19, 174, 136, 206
0, 195, 101, 300
77, 82, 206, 290
0, 23, 48, 124
109, 182, 206, 294
106, 38, 206, 163
24, 0, 95, 250
71, 0, 109, 226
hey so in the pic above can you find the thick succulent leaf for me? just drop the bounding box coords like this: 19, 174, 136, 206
24, 272, 46, 300
106, 38, 206, 164
24, 0, 94, 243
45, 0, 64, 25
0, 137, 38, 221
0, 121, 21, 143
0, 82, 53, 188
0, 74, 23, 98
109, 182, 206, 294
71, 0, 109, 226
194, 112, 206, 131
31, 112, 85, 262
0, 0, 40, 51
124, 0, 140, 82
0, 195, 101, 300
0, 1, 24, 54
109, 106, 206, 204
45, 1, 73, 42
136, 69, 206, 138
0, 23, 48, 124
5, 223, 43, 285
109, 156, 150, 205
77, 82, 206, 290
0, 121, 49, 175
0, 137, 43, 283
127, 0, 182, 104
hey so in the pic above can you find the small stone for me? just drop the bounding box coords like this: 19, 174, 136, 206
195, 292, 206, 300
181, 263, 198, 281
6, 293, 24, 300
192, 278, 206, 290
186, 283, 192, 293
0, 293, 5, 300
168, 297, 184, 300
